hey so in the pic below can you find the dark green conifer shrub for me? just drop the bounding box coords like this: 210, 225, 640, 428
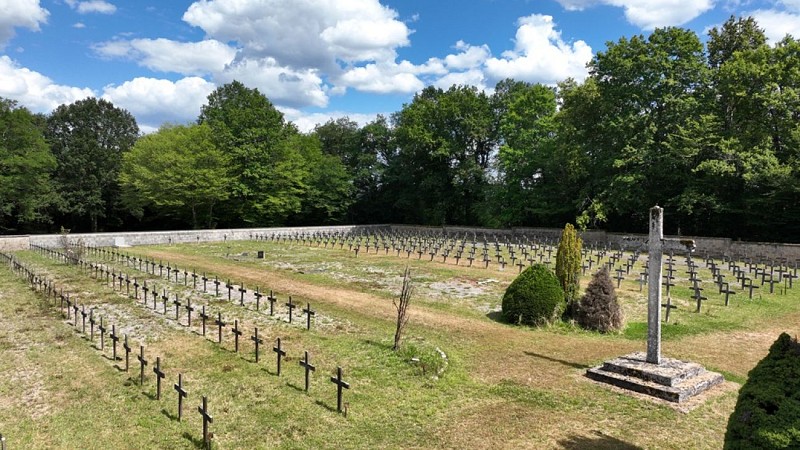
724, 332, 800, 449
501, 264, 565, 326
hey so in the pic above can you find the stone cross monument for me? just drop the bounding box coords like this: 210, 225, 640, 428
646, 205, 695, 364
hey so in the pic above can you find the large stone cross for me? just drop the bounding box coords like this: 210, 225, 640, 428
647, 206, 695, 364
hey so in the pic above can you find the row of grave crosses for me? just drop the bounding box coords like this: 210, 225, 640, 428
1, 252, 351, 450
31, 244, 318, 330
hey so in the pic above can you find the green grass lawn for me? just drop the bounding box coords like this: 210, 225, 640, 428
1, 240, 798, 448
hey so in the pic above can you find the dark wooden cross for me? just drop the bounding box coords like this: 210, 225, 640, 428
286, 296, 296, 323
80, 306, 88, 334
138, 345, 148, 385
161, 289, 169, 315
173, 295, 182, 321
225, 279, 233, 300
215, 312, 226, 344
330, 366, 350, 413
254, 288, 263, 311
123, 334, 131, 372
142, 283, 150, 305
238, 285, 247, 306
661, 296, 677, 323
153, 356, 166, 399
98, 317, 107, 351
303, 303, 315, 330
202, 273, 208, 293
89, 310, 96, 341
110, 325, 120, 361
273, 337, 287, 376
200, 306, 209, 336
192, 271, 198, 289
198, 396, 213, 449
185, 299, 194, 327
251, 327, 263, 363
174, 373, 187, 422
267, 290, 277, 316
231, 320, 243, 353
299, 350, 316, 392
133, 278, 139, 299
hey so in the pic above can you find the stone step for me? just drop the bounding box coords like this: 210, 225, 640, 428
600, 352, 704, 387
586, 365, 724, 403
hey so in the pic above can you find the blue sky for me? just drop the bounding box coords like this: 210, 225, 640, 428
2, 0, 800, 132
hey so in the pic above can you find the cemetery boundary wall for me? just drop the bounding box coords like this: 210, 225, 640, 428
1, 224, 798, 260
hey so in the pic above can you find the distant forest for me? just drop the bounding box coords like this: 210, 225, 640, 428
1, 17, 798, 242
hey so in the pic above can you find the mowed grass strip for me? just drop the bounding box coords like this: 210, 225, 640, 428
7, 243, 800, 448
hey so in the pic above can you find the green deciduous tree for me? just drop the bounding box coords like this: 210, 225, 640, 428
199, 80, 301, 226
119, 123, 230, 229
0, 98, 57, 231
46, 97, 139, 232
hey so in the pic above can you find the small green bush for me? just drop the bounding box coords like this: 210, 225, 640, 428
577, 268, 622, 333
724, 333, 800, 449
501, 264, 565, 326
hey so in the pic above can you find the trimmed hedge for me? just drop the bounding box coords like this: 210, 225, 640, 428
724, 333, 800, 449
501, 264, 565, 326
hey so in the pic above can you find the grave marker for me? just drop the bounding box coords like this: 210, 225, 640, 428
153, 356, 166, 400
273, 337, 286, 376
330, 366, 350, 414
231, 320, 243, 353
299, 351, 316, 392
251, 327, 263, 363
138, 345, 148, 385
198, 396, 213, 450
174, 373, 187, 421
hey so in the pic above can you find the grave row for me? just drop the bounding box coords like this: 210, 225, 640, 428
4, 251, 351, 448
251, 229, 798, 321
33, 244, 318, 330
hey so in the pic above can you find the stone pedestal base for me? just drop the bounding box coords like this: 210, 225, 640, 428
586, 352, 723, 403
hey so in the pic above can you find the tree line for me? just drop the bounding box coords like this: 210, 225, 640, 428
1, 17, 798, 242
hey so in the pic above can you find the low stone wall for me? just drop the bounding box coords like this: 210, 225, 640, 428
0, 235, 31, 251
3, 224, 799, 262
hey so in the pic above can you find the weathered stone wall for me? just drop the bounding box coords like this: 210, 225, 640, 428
3, 224, 799, 261
0, 235, 31, 251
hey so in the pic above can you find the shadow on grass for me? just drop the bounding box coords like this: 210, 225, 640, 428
161, 408, 179, 422
314, 399, 337, 413
143, 391, 158, 401
558, 431, 642, 450
485, 310, 505, 323
524, 351, 590, 370
286, 382, 306, 393
363, 339, 393, 351
182, 431, 209, 450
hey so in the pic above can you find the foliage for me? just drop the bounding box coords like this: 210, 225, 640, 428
198, 81, 301, 226
46, 97, 139, 232
501, 264, 565, 326
555, 223, 582, 309
0, 98, 57, 232
724, 333, 800, 449
577, 268, 622, 333
393, 266, 413, 351
119, 123, 230, 229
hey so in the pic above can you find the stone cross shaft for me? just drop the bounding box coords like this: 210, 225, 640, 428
647, 206, 695, 364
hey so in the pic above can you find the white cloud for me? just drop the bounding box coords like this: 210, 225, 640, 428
182, 0, 411, 69
93, 38, 237, 75
749, 9, 800, 43
779, 0, 800, 12
484, 14, 592, 85
66, 0, 117, 14
0, 55, 94, 112
337, 62, 424, 94
433, 69, 488, 91
279, 107, 383, 133
554, 0, 714, 29
101, 76, 215, 130
0, 0, 49, 48
443, 41, 490, 70
73, 22, 86, 29
216, 57, 328, 108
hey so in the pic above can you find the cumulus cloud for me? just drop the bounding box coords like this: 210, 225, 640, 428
0, 0, 49, 48
443, 41, 490, 70
93, 38, 237, 75
337, 61, 425, 94
484, 14, 592, 85
65, 0, 117, 15
182, 0, 411, 69
749, 9, 800, 43
0, 55, 94, 111
101, 76, 215, 131
554, 0, 714, 29
279, 107, 383, 133
216, 57, 328, 108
